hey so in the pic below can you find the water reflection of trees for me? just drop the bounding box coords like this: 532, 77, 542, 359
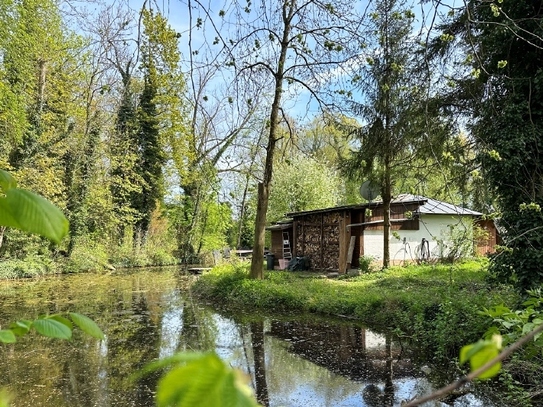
250, 321, 270, 407
268, 320, 416, 381
0, 270, 179, 407
177, 295, 218, 352
1, 273, 425, 407
227, 316, 387, 406
268, 319, 418, 406
107, 290, 161, 406
361, 335, 395, 407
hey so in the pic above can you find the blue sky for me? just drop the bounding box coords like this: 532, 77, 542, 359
96, 0, 456, 125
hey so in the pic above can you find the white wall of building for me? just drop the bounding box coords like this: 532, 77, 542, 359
363, 215, 474, 263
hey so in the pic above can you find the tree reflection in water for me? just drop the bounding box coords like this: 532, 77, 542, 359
268, 320, 416, 406
100, 286, 161, 406
0, 270, 496, 406
179, 298, 217, 352
250, 320, 270, 407
362, 334, 395, 407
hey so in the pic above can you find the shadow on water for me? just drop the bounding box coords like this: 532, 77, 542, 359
0, 269, 497, 407
265, 320, 412, 406
251, 321, 270, 407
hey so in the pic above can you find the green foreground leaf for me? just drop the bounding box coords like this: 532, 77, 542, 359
132, 352, 211, 382
0, 169, 17, 191
69, 313, 105, 339
49, 315, 73, 330
460, 338, 501, 379
0, 330, 16, 344
0, 388, 12, 407
33, 318, 72, 340
154, 352, 259, 407
0, 188, 69, 244
9, 320, 32, 337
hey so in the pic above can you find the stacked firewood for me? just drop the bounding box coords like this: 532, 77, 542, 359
294, 212, 342, 270
322, 222, 340, 270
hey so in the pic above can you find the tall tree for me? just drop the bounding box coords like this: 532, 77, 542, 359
109, 6, 188, 245
346, 0, 451, 268
101, 3, 146, 244
134, 62, 163, 239
132, 8, 170, 240
268, 155, 342, 223
109, 61, 140, 240
432, 0, 543, 288
174, 6, 264, 260
4, 0, 82, 185
197, 0, 362, 278
62, 4, 126, 254
0, 0, 90, 255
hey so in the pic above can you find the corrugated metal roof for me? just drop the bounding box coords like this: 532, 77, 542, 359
393, 194, 482, 216
284, 194, 481, 217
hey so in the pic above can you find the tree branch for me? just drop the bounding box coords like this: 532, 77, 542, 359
403, 323, 543, 407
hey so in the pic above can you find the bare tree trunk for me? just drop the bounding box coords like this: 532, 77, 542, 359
250, 2, 293, 279
382, 160, 392, 268
0, 226, 5, 252
382, 0, 391, 269
237, 137, 263, 249
251, 182, 269, 278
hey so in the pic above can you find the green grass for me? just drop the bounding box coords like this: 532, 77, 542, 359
193, 259, 520, 362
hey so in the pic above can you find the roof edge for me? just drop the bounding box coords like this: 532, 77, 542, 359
285, 197, 428, 218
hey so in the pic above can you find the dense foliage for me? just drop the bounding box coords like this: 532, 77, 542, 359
0, 1, 229, 271
434, 0, 543, 289
267, 155, 341, 222
0, 0, 541, 291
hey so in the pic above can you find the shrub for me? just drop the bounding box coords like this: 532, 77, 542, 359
64, 237, 111, 273
150, 249, 177, 266
0, 254, 55, 279
358, 255, 377, 273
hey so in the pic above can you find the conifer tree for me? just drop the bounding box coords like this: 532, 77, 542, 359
346, 0, 451, 268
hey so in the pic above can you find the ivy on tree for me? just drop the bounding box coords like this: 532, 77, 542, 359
433, 0, 543, 289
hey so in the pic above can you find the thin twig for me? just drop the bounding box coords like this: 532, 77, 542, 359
403, 323, 543, 407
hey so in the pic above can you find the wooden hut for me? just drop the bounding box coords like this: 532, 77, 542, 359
267, 194, 499, 272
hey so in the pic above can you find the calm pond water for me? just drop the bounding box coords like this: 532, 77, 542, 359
0, 269, 496, 407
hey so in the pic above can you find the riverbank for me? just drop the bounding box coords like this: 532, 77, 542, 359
0, 247, 179, 279
192, 259, 540, 405
193, 259, 517, 358
1, 268, 469, 407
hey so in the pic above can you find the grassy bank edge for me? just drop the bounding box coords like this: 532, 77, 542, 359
192, 259, 520, 370
193, 259, 538, 404
0, 247, 179, 279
